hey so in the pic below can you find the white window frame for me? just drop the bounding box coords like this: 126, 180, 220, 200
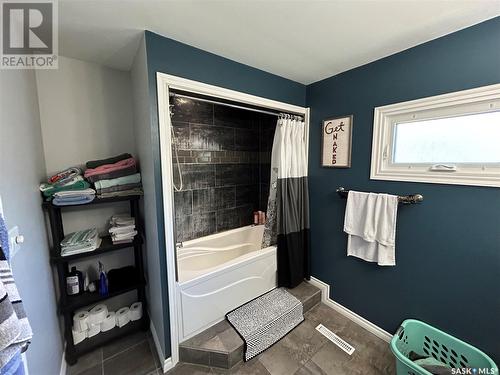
370, 83, 500, 187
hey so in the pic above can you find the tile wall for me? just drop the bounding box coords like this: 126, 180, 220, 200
171, 95, 275, 242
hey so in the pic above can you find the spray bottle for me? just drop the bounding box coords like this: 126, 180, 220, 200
98, 261, 108, 296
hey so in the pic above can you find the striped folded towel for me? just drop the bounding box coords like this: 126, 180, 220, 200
0, 245, 32, 369
60, 228, 102, 256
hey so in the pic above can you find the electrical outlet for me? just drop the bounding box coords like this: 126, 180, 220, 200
8, 226, 21, 258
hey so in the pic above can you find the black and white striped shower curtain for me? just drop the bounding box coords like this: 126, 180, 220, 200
262, 116, 310, 288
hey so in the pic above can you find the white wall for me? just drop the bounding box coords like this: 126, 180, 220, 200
36, 55, 135, 176
36, 57, 137, 306
0, 70, 63, 375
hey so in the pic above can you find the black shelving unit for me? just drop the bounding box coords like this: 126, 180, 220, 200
43, 195, 149, 365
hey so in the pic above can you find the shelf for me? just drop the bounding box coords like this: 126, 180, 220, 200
45, 188, 147, 365
51, 235, 142, 263
61, 280, 145, 313
71, 316, 149, 360
42, 194, 141, 209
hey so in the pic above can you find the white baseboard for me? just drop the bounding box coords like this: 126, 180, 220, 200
150, 320, 174, 373
308, 276, 393, 343
59, 344, 67, 375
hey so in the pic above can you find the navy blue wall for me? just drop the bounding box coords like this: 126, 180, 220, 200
144, 31, 306, 357
306, 17, 500, 362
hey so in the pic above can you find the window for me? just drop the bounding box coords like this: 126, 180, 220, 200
370, 84, 500, 187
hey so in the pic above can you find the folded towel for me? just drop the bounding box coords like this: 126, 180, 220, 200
60, 228, 101, 256
61, 237, 102, 257
0, 246, 32, 369
94, 173, 141, 190
112, 231, 138, 241
97, 188, 143, 199
40, 175, 83, 192
47, 167, 82, 184
344, 191, 398, 266
52, 195, 95, 206
84, 158, 136, 178
85, 166, 137, 183
86, 153, 132, 169
41, 176, 90, 198
110, 214, 135, 227
53, 188, 96, 198
61, 228, 98, 247
108, 215, 137, 244
96, 183, 142, 195
109, 225, 135, 234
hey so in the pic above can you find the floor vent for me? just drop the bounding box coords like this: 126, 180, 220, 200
316, 324, 355, 355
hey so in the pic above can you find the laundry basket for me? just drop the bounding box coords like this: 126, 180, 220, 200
390, 319, 498, 375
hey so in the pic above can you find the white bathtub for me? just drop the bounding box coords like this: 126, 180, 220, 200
176, 225, 277, 340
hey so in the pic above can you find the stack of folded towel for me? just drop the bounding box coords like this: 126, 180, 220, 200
84, 154, 143, 199
60, 228, 102, 257
108, 214, 137, 244
40, 167, 96, 206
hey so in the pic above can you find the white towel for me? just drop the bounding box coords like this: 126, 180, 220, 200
343, 191, 398, 266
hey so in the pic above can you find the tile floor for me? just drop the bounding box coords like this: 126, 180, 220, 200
67, 330, 162, 375
178, 282, 322, 370
171, 302, 396, 375
68, 303, 396, 375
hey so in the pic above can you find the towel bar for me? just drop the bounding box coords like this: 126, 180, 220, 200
336, 187, 423, 204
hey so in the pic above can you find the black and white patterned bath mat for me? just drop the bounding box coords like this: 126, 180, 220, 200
226, 288, 304, 361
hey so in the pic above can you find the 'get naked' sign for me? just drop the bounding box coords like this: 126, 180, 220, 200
321, 115, 353, 168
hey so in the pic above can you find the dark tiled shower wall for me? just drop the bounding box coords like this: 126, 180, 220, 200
171, 96, 275, 242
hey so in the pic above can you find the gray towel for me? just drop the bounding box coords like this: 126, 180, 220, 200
96, 182, 142, 194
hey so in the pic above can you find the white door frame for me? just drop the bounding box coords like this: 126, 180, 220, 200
156, 72, 309, 369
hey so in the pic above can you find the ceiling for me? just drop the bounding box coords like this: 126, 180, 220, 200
59, 0, 500, 84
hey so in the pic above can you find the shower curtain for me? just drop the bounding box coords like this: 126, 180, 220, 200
262, 115, 310, 288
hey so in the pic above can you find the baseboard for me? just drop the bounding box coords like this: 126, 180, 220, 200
59, 344, 67, 375
308, 276, 393, 343
150, 320, 174, 373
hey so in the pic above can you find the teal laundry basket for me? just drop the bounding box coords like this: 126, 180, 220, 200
390, 319, 498, 375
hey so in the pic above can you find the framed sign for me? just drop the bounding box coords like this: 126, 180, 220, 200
321, 115, 353, 168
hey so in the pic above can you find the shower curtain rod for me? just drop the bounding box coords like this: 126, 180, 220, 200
169, 92, 304, 118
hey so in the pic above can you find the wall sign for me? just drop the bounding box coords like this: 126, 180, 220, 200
321, 115, 353, 168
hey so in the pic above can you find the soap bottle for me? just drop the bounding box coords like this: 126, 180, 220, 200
66, 267, 83, 296
98, 261, 108, 296
253, 211, 259, 225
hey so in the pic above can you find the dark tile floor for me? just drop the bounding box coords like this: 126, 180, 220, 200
67, 330, 162, 375
168, 303, 396, 375
67, 303, 396, 375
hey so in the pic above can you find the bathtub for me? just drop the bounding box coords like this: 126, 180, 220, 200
176, 225, 277, 340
